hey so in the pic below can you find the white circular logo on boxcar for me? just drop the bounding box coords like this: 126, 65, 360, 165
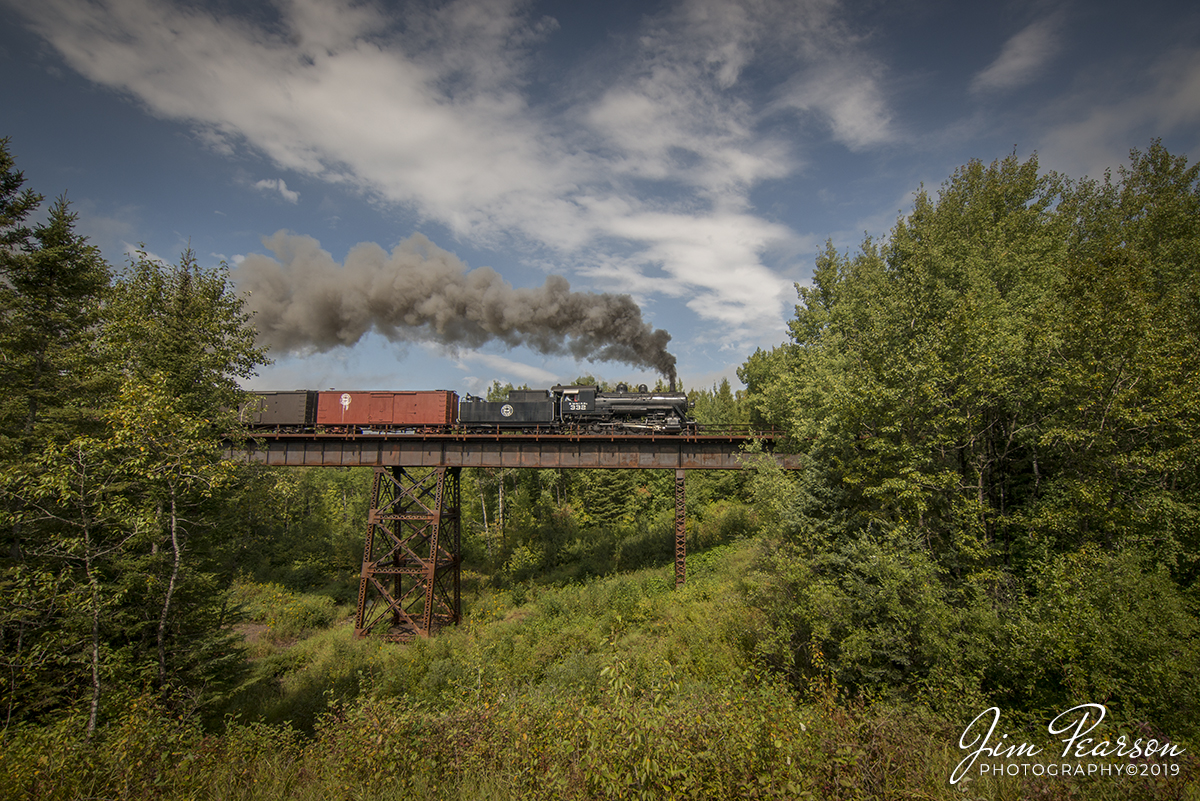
501, 404, 514, 417
340, 393, 352, 410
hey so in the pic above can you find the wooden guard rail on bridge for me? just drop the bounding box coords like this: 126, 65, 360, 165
230, 431, 798, 640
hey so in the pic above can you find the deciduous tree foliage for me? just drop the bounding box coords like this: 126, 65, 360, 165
745, 143, 1200, 733
105, 247, 265, 418
688, 378, 748, 428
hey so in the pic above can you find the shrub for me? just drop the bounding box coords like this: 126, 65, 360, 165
991, 547, 1200, 738
231, 580, 340, 640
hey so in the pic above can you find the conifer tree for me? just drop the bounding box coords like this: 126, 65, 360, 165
1, 142, 112, 729
2, 140, 111, 456
0, 198, 110, 451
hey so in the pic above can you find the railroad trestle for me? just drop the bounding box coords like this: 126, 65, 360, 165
232, 432, 798, 639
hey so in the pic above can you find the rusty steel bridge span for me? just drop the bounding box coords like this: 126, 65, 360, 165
238, 431, 797, 641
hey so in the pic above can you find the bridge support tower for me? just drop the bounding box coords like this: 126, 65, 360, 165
675, 469, 686, 589
354, 466, 461, 640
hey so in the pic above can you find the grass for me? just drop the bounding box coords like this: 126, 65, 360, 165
3, 538, 1196, 800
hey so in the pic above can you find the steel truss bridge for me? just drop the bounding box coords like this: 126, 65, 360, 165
238, 431, 798, 641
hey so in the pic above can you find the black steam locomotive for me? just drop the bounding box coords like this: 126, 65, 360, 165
460, 384, 695, 433
246, 383, 696, 434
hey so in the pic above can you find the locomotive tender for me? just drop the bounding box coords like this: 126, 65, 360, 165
244, 384, 695, 434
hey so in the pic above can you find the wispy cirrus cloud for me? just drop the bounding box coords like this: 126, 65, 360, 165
971, 17, 1061, 94
775, 63, 894, 149
1037, 48, 1200, 179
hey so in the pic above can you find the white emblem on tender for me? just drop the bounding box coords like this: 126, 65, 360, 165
340, 393, 352, 410
501, 404, 514, 417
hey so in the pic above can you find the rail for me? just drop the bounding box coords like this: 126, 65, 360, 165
242, 425, 788, 440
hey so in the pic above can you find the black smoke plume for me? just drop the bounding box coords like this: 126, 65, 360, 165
234, 231, 677, 384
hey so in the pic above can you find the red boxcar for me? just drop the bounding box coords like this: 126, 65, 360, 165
316, 391, 457, 430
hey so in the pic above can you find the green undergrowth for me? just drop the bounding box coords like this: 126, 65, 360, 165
5, 681, 1194, 800
230, 579, 346, 642
3, 539, 1196, 800
222, 542, 758, 731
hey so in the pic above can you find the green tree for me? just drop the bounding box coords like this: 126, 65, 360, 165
225, 466, 371, 590
105, 375, 246, 694
105, 247, 265, 418
3, 416, 150, 735
688, 378, 747, 428
1031, 142, 1200, 568
747, 145, 1200, 728
1, 142, 113, 731
2, 231, 268, 730
0, 196, 110, 453
0, 138, 41, 250
737, 344, 798, 433
97, 250, 267, 710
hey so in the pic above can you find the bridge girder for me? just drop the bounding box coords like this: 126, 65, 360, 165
236, 432, 799, 470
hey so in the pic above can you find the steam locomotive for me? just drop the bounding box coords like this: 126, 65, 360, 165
244, 384, 696, 434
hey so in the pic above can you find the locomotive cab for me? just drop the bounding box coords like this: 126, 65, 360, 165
556, 386, 595, 413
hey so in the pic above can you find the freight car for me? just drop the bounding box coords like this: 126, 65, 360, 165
316, 390, 457, 432
244, 384, 695, 434
240, 390, 318, 430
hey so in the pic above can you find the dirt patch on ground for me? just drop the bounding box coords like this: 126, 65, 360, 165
503, 607, 535, 624
234, 621, 270, 644
232, 621, 299, 654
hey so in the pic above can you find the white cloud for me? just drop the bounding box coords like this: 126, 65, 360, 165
121, 243, 168, 265
597, 209, 795, 328
776, 64, 894, 150
9, 0, 885, 335
971, 17, 1060, 94
254, 178, 299, 204
1037, 48, 1200, 179
456, 352, 559, 387
70, 199, 139, 258
744, 0, 895, 151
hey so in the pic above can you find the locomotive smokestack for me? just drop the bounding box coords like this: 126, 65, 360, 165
235, 231, 677, 379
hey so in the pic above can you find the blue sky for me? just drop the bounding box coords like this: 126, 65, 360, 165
3, 0, 1198, 395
